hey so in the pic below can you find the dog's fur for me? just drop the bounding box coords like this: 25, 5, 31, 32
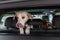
13, 11, 33, 35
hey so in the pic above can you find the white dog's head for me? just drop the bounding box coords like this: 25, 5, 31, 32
13, 11, 33, 28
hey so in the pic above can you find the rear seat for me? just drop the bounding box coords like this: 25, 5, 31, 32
5, 17, 43, 29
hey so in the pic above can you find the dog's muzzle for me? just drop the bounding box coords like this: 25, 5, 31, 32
17, 23, 23, 28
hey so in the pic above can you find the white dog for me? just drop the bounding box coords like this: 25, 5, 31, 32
13, 11, 33, 35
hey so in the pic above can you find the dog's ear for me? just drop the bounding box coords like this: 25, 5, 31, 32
27, 13, 33, 21
13, 11, 17, 20
13, 14, 16, 20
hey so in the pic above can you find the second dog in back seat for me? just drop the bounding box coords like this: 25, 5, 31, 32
13, 11, 33, 35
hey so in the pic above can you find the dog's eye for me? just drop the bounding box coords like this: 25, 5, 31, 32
22, 16, 25, 19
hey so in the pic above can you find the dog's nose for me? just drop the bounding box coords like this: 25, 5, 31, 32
17, 23, 23, 28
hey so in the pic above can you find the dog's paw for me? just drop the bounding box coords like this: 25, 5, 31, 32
19, 28, 24, 34
25, 29, 30, 35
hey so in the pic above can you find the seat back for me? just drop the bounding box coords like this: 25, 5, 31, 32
5, 17, 17, 28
